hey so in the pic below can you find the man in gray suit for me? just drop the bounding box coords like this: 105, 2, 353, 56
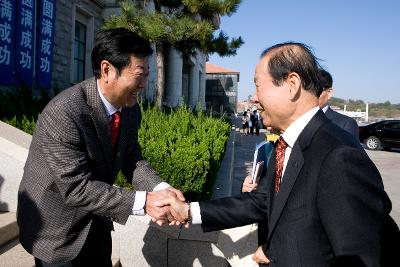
17, 28, 183, 267
318, 69, 359, 141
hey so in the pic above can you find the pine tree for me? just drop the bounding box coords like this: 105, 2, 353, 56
104, 0, 243, 108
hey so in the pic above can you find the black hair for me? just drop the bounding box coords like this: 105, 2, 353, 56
91, 28, 153, 78
260, 42, 322, 97
317, 69, 333, 91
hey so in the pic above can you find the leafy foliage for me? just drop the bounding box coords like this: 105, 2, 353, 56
330, 97, 400, 118
137, 103, 231, 200
0, 86, 50, 134
0, 86, 50, 121
1, 92, 231, 200
2, 115, 36, 135
104, 0, 243, 56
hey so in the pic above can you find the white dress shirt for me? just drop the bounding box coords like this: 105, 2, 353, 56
191, 106, 321, 224
97, 82, 170, 216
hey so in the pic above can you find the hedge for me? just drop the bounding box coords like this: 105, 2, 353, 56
1, 96, 231, 200
136, 104, 231, 200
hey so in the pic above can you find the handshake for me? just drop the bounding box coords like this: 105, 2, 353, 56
144, 188, 191, 227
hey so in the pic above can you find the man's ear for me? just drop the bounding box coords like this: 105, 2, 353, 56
100, 60, 114, 83
286, 72, 301, 100
326, 88, 334, 100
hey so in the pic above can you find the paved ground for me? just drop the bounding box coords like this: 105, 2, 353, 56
365, 149, 400, 224
211, 116, 400, 266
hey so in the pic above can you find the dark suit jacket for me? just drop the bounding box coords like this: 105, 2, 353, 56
17, 78, 163, 263
325, 107, 359, 141
200, 110, 391, 267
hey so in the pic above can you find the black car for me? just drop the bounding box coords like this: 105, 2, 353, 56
358, 120, 400, 150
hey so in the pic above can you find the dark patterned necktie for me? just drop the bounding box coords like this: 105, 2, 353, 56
110, 111, 121, 149
275, 136, 288, 193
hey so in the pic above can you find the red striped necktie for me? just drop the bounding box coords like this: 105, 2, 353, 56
110, 111, 121, 149
275, 136, 288, 193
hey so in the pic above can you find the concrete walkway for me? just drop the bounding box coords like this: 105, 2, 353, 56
111, 118, 266, 267
2, 117, 398, 267
206, 116, 267, 266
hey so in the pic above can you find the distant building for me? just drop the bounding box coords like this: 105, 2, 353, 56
237, 100, 256, 113
205, 63, 239, 114
0, 0, 208, 108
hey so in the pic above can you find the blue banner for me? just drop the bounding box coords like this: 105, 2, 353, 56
15, 0, 35, 86
36, 0, 55, 90
0, 0, 16, 85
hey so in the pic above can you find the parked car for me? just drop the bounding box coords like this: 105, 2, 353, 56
358, 120, 400, 150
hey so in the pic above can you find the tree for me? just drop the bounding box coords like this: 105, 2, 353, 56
104, 0, 243, 108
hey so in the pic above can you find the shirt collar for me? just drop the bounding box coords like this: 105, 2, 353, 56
322, 105, 329, 113
281, 106, 320, 148
96, 80, 121, 118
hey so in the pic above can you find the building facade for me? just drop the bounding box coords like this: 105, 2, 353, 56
0, 0, 207, 108
205, 63, 239, 114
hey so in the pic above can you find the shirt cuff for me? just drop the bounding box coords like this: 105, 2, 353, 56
190, 202, 202, 224
132, 191, 146, 216
153, 182, 170, 191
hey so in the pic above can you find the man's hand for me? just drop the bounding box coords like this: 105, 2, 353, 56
165, 187, 187, 226
145, 189, 177, 226
155, 194, 189, 227
167, 187, 185, 202
242, 176, 257, 193
252, 245, 270, 265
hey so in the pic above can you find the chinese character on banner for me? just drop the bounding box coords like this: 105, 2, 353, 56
15, 0, 35, 86
0, 0, 15, 85
40, 56, 49, 72
36, 0, 55, 90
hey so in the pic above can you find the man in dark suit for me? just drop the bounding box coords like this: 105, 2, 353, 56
318, 69, 359, 141
17, 28, 183, 266
164, 42, 391, 266
243, 68, 362, 262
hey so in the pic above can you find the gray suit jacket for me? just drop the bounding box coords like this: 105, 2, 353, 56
200, 111, 390, 266
325, 107, 359, 141
17, 78, 163, 263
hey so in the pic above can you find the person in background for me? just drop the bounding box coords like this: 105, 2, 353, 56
17, 28, 184, 267
253, 110, 261, 136
242, 111, 249, 135
247, 109, 253, 135
318, 69, 359, 141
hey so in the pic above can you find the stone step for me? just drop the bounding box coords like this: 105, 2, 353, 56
0, 239, 120, 267
0, 212, 19, 247
0, 211, 120, 266
0, 239, 35, 267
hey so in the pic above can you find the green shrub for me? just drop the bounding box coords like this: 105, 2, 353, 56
0, 86, 50, 121
137, 104, 231, 200
1, 98, 231, 200
115, 171, 133, 189
3, 115, 36, 135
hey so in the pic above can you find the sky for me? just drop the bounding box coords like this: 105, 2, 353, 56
208, 0, 400, 104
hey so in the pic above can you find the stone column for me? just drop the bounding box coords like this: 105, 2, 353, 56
165, 47, 183, 107
199, 67, 206, 110
189, 59, 199, 108
143, 43, 157, 103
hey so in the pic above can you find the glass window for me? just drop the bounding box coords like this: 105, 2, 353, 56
387, 122, 400, 129
73, 21, 86, 83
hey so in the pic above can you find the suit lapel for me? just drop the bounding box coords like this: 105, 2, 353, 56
85, 78, 114, 174
265, 149, 277, 220
268, 145, 304, 237
267, 110, 327, 239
